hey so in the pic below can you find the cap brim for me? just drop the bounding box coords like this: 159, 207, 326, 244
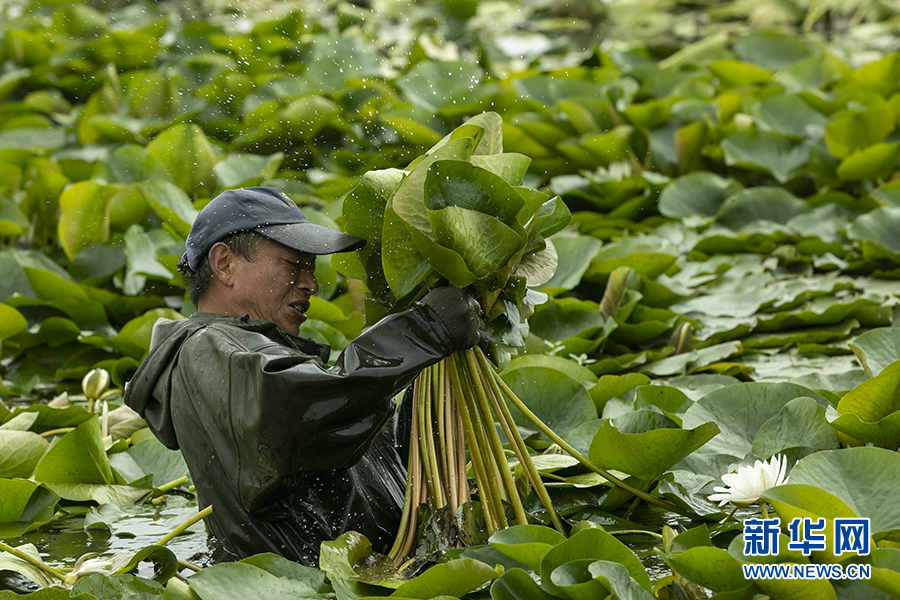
256, 222, 365, 255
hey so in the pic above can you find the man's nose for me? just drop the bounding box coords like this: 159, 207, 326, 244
296, 271, 318, 295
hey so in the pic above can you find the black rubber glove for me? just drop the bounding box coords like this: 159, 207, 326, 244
420, 286, 485, 352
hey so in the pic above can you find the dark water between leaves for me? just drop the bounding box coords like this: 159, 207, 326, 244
13, 496, 210, 570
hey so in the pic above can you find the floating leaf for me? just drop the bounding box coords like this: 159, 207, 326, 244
489, 525, 566, 571
849, 328, 900, 378
658, 171, 743, 218
782, 447, 900, 537
540, 528, 651, 597
721, 131, 810, 183
390, 559, 500, 598
588, 419, 719, 481
831, 361, 900, 448
0, 431, 49, 478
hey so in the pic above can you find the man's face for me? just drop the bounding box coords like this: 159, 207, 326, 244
230, 238, 318, 334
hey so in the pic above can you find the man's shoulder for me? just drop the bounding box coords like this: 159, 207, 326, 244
179, 313, 328, 359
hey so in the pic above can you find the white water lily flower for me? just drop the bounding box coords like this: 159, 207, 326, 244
708, 454, 790, 507
63, 550, 136, 586
63, 556, 114, 585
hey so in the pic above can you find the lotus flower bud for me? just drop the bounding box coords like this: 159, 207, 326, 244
82, 368, 110, 400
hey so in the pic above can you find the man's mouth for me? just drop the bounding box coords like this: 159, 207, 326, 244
289, 302, 310, 317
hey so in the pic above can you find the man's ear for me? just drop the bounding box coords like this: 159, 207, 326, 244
208, 242, 236, 287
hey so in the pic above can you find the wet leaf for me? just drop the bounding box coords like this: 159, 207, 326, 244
588, 419, 719, 481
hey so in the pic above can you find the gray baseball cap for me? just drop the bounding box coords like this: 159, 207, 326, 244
177, 187, 365, 273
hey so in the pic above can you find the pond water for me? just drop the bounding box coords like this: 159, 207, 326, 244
13, 495, 210, 570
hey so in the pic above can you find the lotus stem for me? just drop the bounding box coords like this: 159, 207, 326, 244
490, 368, 694, 519
39, 427, 74, 438
389, 379, 423, 563
156, 476, 188, 494
100, 400, 109, 438
154, 506, 212, 547
448, 354, 501, 533
0, 540, 68, 582
178, 559, 203, 573
418, 367, 444, 508
609, 530, 665, 541
624, 481, 652, 518
473, 348, 567, 535
464, 349, 528, 526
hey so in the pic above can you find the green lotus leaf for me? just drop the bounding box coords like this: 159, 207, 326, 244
213, 152, 283, 188
181, 561, 332, 599
0, 128, 66, 152
753, 95, 827, 140
137, 179, 198, 240
538, 234, 603, 293
489, 568, 560, 600
56, 181, 116, 260
584, 239, 677, 280
390, 559, 500, 599
0, 68, 30, 103
0, 196, 28, 237
849, 328, 900, 378
549, 559, 617, 600
837, 142, 900, 182
868, 548, 900, 598
396, 60, 488, 113
633, 385, 693, 419
733, 30, 814, 71
71, 572, 165, 598
825, 100, 895, 159
848, 206, 900, 254
708, 60, 772, 87
0, 304, 27, 341
319, 531, 404, 588
529, 298, 617, 352
783, 447, 900, 537
764, 484, 859, 560
381, 205, 435, 298
470, 153, 531, 186
145, 124, 216, 195
0, 479, 58, 531
32, 416, 120, 485
682, 382, 830, 458
380, 109, 445, 146
393, 136, 479, 236
108, 437, 189, 489
427, 207, 524, 278
344, 169, 406, 244
238, 554, 328, 591
488, 524, 566, 571
501, 364, 597, 437
663, 546, 747, 592
0, 431, 49, 479
715, 186, 810, 231
658, 171, 743, 218
588, 417, 719, 481
721, 131, 810, 183
540, 528, 650, 597
751, 395, 839, 458
831, 361, 900, 447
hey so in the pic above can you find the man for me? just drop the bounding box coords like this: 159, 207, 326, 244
124, 187, 482, 566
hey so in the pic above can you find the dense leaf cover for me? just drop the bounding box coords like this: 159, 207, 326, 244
1, 0, 900, 598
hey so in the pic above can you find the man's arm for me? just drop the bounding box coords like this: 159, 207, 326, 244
189, 297, 477, 515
